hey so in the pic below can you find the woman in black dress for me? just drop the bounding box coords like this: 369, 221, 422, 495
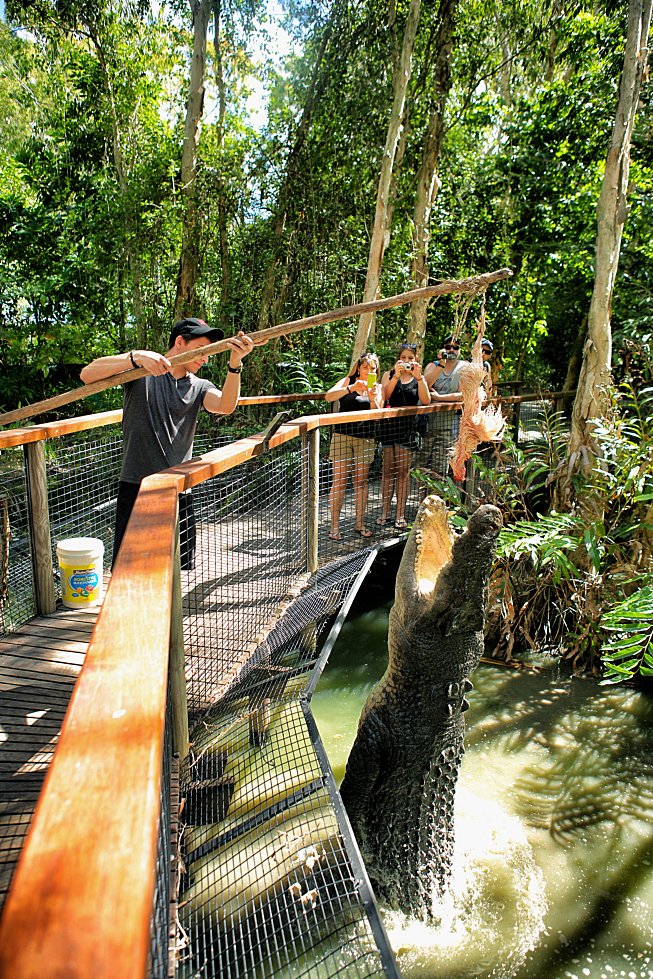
325, 352, 383, 540
378, 343, 430, 529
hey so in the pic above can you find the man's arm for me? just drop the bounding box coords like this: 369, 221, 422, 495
203, 332, 255, 415
80, 350, 171, 384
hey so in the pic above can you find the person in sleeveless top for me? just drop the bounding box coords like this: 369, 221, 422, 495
325, 352, 383, 541
80, 318, 256, 569
377, 343, 430, 529
417, 334, 465, 480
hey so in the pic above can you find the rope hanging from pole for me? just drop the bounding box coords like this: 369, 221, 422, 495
449, 291, 505, 482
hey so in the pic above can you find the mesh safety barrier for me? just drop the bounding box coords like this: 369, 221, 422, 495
1, 450, 34, 634
150, 692, 175, 979
0, 392, 566, 976
320, 407, 466, 564
181, 438, 309, 716
175, 549, 399, 979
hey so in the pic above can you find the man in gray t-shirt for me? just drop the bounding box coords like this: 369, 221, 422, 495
80, 317, 256, 568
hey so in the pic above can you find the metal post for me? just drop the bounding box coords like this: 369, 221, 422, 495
307, 428, 320, 573
24, 441, 56, 615
300, 432, 308, 564
512, 400, 522, 448
169, 519, 189, 761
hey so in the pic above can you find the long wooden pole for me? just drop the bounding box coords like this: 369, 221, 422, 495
0, 268, 511, 427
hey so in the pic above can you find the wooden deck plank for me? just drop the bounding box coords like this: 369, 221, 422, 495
0, 593, 103, 914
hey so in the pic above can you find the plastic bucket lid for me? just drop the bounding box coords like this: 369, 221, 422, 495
56, 537, 104, 561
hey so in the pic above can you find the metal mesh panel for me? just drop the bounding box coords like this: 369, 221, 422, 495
150, 692, 175, 979
182, 440, 309, 716
195, 401, 329, 447
1, 450, 35, 634
175, 551, 398, 979
517, 398, 554, 444
45, 431, 123, 579
320, 408, 460, 563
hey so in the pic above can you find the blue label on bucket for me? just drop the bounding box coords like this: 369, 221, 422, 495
68, 569, 99, 596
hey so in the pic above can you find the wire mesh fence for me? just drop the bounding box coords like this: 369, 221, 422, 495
0, 401, 325, 638
150, 692, 175, 979
0, 391, 568, 977
1, 449, 34, 633
176, 550, 398, 979
319, 408, 465, 563
1, 394, 566, 643
181, 438, 309, 716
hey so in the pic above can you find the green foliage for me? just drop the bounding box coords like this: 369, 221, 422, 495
600, 583, 653, 685
413, 378, 653, 681
497, 512, 583, 584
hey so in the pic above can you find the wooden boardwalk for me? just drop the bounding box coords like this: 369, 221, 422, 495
0, 480, 416, 915
0, 601, 102, 910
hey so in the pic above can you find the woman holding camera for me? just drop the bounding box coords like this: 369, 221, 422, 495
378, 343, 430, 529
325, 352, 383, 540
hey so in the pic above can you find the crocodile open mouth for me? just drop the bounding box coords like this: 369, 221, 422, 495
414, 495, 453, 599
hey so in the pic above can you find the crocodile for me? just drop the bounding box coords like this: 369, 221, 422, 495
339, 495, 502, 917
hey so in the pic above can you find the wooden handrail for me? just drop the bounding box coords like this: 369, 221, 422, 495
237, 391, 328, 405
0, 472, 182, 979
0, 410, 124, 450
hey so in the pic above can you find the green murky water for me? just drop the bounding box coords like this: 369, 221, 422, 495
311, 604, 653, 979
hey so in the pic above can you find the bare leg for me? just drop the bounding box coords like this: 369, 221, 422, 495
379, 446, 395, 523
353, 461, 372, 536
329, 457, 349, 539
394, 445, 412, 523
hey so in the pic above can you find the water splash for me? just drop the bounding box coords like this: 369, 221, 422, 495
383, 788, 547, 978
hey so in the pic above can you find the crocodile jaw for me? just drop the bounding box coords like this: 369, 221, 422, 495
412, 496, 453, 602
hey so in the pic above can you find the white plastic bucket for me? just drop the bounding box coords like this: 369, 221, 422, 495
56, 537, 104, 609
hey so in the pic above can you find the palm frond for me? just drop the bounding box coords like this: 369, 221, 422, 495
600, 583, 653, 685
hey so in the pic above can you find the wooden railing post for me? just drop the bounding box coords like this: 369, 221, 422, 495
24, 441, 56, 615
307, 427, 320, 573
169, 518, 189, 761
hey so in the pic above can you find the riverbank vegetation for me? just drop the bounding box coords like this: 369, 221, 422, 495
1, 0, 652, 681
419, 382, 653, 682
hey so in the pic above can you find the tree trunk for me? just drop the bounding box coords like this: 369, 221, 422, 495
92, 30, 147, 347
351, 0, 422, 363
257, 16, 334, 332
213, 0, 231, 327
175, 0, 212, 319
557, 0, 652, 506
407, 0, 458, 360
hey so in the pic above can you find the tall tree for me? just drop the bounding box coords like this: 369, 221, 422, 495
557, 0, 652, 505
175, 0, 212, 318
256, 10, 335, 332
213, 0, 231, 324
406, 0, 458, 359
351, 0, 421, 363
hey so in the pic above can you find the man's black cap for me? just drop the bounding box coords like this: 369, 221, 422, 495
170, 317, 224, 343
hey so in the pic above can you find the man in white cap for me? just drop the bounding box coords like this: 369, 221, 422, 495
80, 317, 256, 568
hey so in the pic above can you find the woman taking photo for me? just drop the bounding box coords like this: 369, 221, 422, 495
378, 343, 430, 529
325, 352, 383, 540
